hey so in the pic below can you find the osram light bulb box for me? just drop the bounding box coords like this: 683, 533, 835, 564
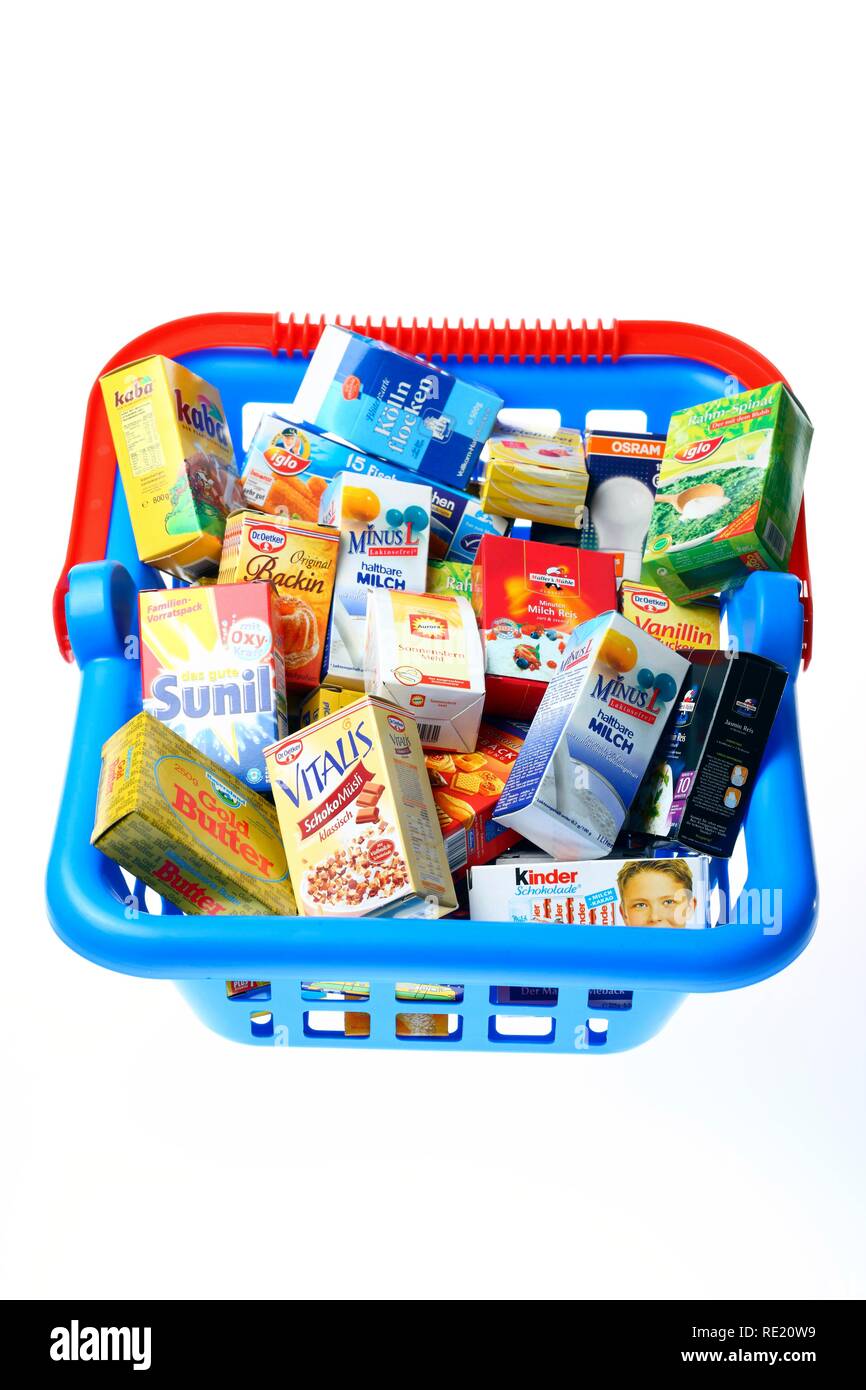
364, 591, 485, 752
318, 473, 432, 689
100, 355, 244, 579
471, 534, 618, 719
643, 382, 813, 602
468, 855, 711, 928
619, 580, 720, 652
291, 325, 504, 487
629, 647, 787, 858
92, 712, 296, 916
265, 697, 457, 919
139, 582, 288, 794
493, 612, 689, 859
218, 512, 339, 688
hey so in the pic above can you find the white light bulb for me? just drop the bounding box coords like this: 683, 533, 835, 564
590, 476, 655, 581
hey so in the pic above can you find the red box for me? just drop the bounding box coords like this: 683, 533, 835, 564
425, 720, 525, 874
471, 534, 617, 718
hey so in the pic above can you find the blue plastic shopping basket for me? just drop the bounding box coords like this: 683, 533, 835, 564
47, 315, 818, 1052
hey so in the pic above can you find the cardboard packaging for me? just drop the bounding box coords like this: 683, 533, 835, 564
493, 612, 689, 859
629, 647, 788, 857
643, 382, 813, 602
580, 430, 664, 582
265, 696, 457, 919
318, 472, 432, 689
471, 534, 618, 718
291, 324, 503, 487
480, 427, 588, 526
218, 512, 340, 688
100, 355, 243, 579
226, 981, 271, 1000
468, 854, 711, 928
139, 581, 288, 793
92, 712, 296, 916
298, 686, 363, 727
425, 719, 526, 873
364, 590, 485, 752
619, 580, 720, 652
426, 558, 472, 600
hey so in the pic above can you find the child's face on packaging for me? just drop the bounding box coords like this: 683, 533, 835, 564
619, 869, 696, 928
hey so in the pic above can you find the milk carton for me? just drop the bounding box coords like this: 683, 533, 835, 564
493, 612, 689, 859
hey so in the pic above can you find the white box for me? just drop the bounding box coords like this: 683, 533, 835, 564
364, 591, 485, 752
468, 855, 712, 928
318, 472, 432, 689
493, 611, 689, 858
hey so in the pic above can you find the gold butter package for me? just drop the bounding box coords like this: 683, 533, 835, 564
92, 712, 296, 916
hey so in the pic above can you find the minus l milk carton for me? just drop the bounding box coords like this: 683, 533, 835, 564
493, 612, 689, 859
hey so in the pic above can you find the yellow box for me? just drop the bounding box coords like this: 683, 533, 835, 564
619, 580, 720, 652
100, 355, 243, 579
266, 696, 457, 919
92, 712, 296, 916
298, 686, 363, 727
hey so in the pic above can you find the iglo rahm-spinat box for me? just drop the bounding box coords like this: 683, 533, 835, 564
91, 712, 296, 916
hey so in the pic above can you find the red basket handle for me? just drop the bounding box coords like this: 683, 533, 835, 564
54, 314, 813, 668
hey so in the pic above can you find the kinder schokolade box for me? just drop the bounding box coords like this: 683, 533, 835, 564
292, 325, 503, 487
364, 591, 485, 752
218, 512, 340, 688
139, 582, 288, 793
643, 382, 813, 602
100, 355, 243, 579
92, 713, 296, 916
266, 697, 457, 919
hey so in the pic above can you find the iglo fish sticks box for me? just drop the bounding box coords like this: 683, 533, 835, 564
318, 473, 432, 690
92, 712, 296, 916
218, 512, 340, 688
643, 382, 813, 602
467, 854, 711, 928
364, 591, 485, 752
239, 413, 373, 520
139, 582, 288, 794
100, 355, 243, 579
493, 612, 689, 859
291, 325, 503, 487
266, 697, 457, 919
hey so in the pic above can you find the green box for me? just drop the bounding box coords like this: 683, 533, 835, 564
643, 382, 812, 603
426, 558, 472, 599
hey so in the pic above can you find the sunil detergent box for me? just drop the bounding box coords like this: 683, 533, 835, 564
291, 325, 503, 487
629, 647, 787, 857
643, 382, 813, 602
493, 612, 689, 859
468, 854, 711, 928
218, 512, 340, 688
139, 582, 288, 793
471, 534, 617, 718
364, 591, 485, 752
92, 712, 296, 916
318, 473, 432, 689
265, 697, 457, 919
100, 355, 243, 579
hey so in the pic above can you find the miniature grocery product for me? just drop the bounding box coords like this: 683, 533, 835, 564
580, 430, 663, 582
395, 983, 464, 1002
364, 591, 485, 752
226, 981, 271, 1000
425, 719, 525, 873
619, 581, 720, 652
629, 647, 787, 857
92, 712, 296, 916
425, 481, 509, 561
218, 512, 339, 687
239, 413, 373, 518
471, 534, 618, 718
493, 612, 689, 859
426, 558, 472, 599
480, 427, 588, 526
300, 982, 370, 1001
298, 686, 363, 727
291, 325, 503, 486
490, 986, 560, 1005
99, 355, 243, 579
395, 1013, 452, 1037
643, 383, 813, 602
265, 696, 457, 919
318, 473, 432, 688
139, 582, 288, 792
468, 854, 711, 927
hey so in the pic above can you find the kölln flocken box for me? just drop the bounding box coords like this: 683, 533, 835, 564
364, 591, 485, 752
100, 355, 243, 579
218, 512, 340, 688
92, 713, 296, 916
266, 697, 457, 919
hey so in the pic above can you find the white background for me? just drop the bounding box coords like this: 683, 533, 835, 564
2, 1, 864, 1300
